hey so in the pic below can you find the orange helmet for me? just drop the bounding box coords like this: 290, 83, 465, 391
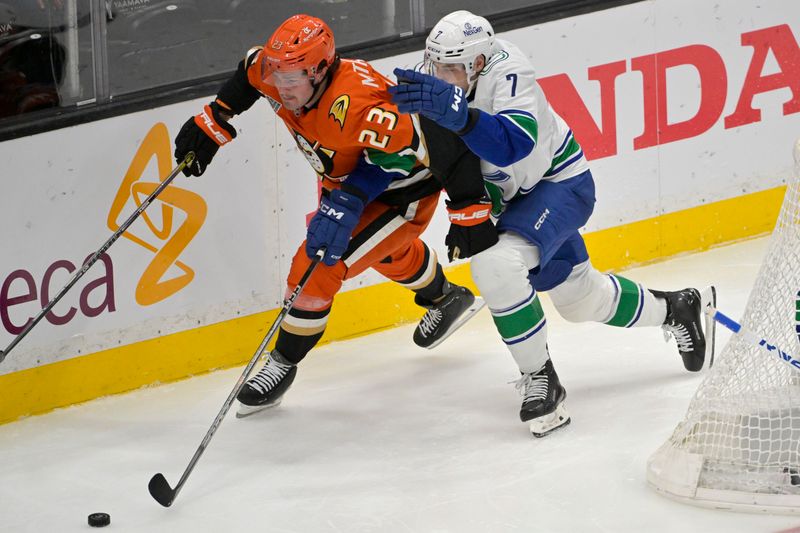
260, 14, 336, 85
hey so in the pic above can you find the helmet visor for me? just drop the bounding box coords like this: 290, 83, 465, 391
268, 69, 312, 88
261, 52, 313, 88
426, 58, 468, 86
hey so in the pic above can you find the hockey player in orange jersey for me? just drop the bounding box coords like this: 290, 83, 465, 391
173, 14, 499, 416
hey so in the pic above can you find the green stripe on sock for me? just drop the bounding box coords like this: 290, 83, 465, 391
606, 275, 642, 328
492, 295, 545, 340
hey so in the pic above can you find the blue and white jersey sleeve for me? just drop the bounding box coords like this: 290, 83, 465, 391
468, 39, 590, 213
459, 54, 539, 168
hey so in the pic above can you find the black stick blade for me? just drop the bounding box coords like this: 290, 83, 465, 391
148, 473, 176, 507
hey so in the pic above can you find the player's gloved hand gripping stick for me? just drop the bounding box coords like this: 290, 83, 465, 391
148, 249, 326, 507
306, 189, 365, 266
175, 102, 236, 177
0, 152, 196, 365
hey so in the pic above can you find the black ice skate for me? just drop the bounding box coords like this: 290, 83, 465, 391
515, 359, 570, 437
413, 282, 485, 349
236, 350, 297, 418
650, 286, 716, 372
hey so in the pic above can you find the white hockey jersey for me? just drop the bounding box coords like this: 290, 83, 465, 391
471, 38, 589, 215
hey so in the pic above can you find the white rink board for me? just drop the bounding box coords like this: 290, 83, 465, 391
1, 0, 798, 374
0, 102, 283, 374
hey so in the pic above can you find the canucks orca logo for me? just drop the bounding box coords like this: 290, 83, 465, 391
796, 290, 800, 345
329, 95, 349, 130
483, 169, 511, 182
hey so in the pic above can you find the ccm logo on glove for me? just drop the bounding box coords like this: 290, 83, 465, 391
451, 87, 463, 112
319, 204, 346, 220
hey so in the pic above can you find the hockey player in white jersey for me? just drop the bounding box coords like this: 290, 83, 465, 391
389, 11, 716, 437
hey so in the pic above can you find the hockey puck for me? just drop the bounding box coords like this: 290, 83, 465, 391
88, 512, 110, 527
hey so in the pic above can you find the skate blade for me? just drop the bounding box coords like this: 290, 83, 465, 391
528, 403, 571, 438
424, 296, 486, 350
235, 399, 282, 419
699, 285, 717, 370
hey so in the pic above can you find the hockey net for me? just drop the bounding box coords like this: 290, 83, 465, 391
646, 139, 800, 514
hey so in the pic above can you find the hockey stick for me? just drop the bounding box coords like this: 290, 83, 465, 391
705, 307, 800, 372
148, 248, 325, 507
0, 152, 195, 365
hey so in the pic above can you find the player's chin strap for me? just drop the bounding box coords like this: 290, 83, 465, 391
305, 56, 341, 109
465, 76, 479, 100
465, 53, 491, 97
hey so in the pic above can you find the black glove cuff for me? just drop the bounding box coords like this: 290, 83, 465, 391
339, 182, 370, 204
445, 195, 491, 211
207, 101, 237, 139
456, 108, 481, 136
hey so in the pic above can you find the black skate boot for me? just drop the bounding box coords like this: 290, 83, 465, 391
515, 359, 570, 437
413, 281, 485, 349
236, 350, 297, 418
650, 287, 715, 372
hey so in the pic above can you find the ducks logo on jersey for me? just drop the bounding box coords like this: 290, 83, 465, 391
329, 95, 350, 130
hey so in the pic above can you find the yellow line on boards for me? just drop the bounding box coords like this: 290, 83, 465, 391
0, 186, 785, 424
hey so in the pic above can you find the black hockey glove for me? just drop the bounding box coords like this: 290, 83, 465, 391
444, 198, 499, 261
174, 101, 236, 177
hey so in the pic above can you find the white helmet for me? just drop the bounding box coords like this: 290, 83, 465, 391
425, 10, 494, 90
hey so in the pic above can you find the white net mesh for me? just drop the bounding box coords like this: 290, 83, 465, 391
647, 140, 800, 513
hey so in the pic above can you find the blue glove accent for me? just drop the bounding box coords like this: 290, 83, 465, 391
389, 68, 468, 132
305, 189, 365, 266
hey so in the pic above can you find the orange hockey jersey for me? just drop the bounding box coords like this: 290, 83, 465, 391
246, 54, 432, 197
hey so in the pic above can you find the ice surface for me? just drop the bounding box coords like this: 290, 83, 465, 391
2, 238, 797, 532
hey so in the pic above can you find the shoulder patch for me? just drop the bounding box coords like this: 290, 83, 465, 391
266, 95, 282, 112
481, 50, 510, 75
329, 94, 350, 130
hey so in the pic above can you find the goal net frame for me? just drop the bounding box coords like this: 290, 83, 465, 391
646, 139, 800, 515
